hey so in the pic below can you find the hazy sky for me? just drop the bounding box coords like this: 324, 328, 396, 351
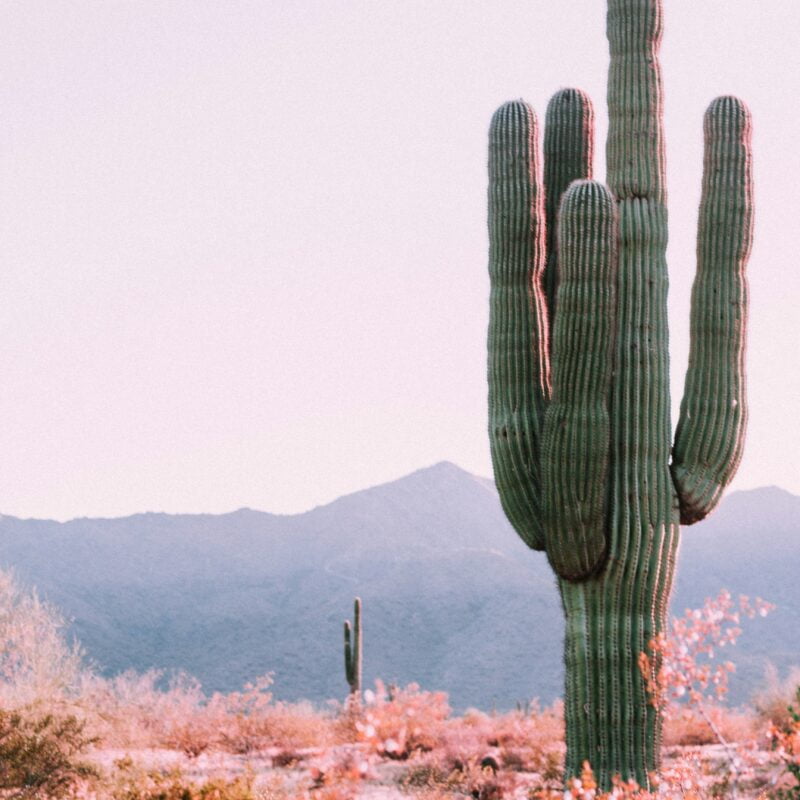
1, 1, 798, 520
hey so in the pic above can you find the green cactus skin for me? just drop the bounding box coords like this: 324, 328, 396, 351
486, 0, 753, 789
488, 91, 595, 553
343, 597, 362, 699
672, 97, 754, 524
543, 89, 595, 324
541, 180, 617, 580
487, 100, 550, 552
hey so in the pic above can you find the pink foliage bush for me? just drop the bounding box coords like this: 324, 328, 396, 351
640, 590, 774, 711
349, 679, 450, 758
82, 669, 335, 756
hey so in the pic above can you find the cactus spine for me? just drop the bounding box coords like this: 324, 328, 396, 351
487, 0, 753, 789
343, 597, 362, 699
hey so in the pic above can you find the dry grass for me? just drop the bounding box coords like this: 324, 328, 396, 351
663, 704, 759, 746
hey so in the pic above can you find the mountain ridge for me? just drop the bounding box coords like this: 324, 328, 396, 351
1, 460, 790, 526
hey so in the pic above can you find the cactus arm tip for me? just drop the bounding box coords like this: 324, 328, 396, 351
543, 88, 596, 322
344, 620, 354, 685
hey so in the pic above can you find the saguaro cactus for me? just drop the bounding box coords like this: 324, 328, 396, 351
487, 0, 753, 789
343, 597, 362, 700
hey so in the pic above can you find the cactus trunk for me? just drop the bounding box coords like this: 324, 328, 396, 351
486, 0, 753, 789
344, 597, 362, 700
560, 527, 679, 786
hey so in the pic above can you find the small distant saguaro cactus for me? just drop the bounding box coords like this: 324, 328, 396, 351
343, 597, 362, 700
487, 0, 753, 789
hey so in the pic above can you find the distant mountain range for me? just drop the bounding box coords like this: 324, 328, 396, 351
0, 462, 797, 711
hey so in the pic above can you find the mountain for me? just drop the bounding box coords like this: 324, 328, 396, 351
0, 463, 797, 711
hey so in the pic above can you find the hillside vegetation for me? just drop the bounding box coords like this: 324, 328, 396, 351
0, 463, 798, 709
0, 567, 798, 799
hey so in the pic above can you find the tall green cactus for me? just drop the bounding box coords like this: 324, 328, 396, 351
343, 597, 362, 700
487, 0, 753, 789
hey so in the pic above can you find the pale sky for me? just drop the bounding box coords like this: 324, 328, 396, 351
1, 1, 798, 521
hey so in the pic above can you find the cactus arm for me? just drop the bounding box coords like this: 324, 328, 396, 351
487, 101, 550, 550
541, 180, 617, 580
353, 596, 362, 695
344, 620, 354, 685
671, 97, 754, 524
607, 0, 666, 204
543, 88, 595, 322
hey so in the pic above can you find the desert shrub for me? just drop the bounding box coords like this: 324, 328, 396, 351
755, 664, 800, 730
347, 680, 450, 758
767, 685, 800, 798
400, 754, 501, 798
483, 705, 564, 776
0, 568, 335, 757
400, 759, 454, 789
0, 708, 98, 799
79, 669, 222, 755
437, 757, 511, 800
663, 704, 757, 746
0, 571, 101, 797
396, 704, 564, 800
108, 758, 258, 800
0, 570, 85, 710
433, 704, 564, 781
83, 668, 335, 755
244, 699, 335, 751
